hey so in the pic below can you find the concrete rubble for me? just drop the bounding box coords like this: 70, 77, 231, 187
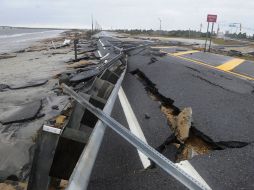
0, 29, 94, 186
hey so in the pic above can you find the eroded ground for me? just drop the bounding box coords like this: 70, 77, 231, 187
0, 30, 94, 186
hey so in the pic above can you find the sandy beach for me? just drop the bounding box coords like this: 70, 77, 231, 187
0, 29, 82, 187
0, 28, 65, 54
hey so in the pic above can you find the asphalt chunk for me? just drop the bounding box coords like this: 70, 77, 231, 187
9, 79, 48, 90
0, 100, 42, 125
0, 80, 48, 91
0, 84, 10, 92
0, 53, 17, 59
70, 69, 100, 83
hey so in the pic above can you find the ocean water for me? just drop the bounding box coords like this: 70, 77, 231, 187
0, 27, 65, 53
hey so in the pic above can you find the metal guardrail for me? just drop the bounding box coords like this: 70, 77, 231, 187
98, 53, 124, 71
65, 61, 127, 190
62, 83, 207, 190
63, 37, 208, 190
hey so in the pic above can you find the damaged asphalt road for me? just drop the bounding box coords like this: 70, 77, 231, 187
1, 30, 254, 189
89, 33, 254, 190
127, 44, 254, 188
127, 50, 254, 143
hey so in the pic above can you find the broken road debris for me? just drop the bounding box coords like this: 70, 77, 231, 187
1, 29, 254, 190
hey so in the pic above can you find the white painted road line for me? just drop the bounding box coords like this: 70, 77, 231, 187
99, 39, 106, 49
101, 53, 109, 60
99, 39, 105, 46
97, 50, 102, 58
118, 87, 211, 189
118, 87, 151, 168
176, 161, 212, 190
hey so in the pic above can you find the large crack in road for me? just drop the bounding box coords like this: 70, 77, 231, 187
191, 74, 234, 93
130, 68, 250, 165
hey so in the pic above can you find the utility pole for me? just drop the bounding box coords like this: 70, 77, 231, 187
74, 34, 78, 61
199, 23, 203, 33
204, 22, 210, 52
91, 14, 94, 35
95, 21, 97, 31
199, 23, 202, 37
189, 28, 191, 39
158, 18, 162, 31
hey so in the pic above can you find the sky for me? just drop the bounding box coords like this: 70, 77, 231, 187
0, 0, 254, 34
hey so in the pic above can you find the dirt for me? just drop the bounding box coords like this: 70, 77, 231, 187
178, 136, 212, 161
160, 105, 176, 130
175, 107, 192, 142
0, 181, 27, 190
185, 136, 211, 154
59, 180, 68, 189
161, 105, 211, 160
67, 60, 95, 68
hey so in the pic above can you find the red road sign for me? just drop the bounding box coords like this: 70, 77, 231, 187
207, 14, 217, 23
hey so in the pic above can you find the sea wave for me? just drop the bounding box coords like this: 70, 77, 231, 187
0, 30, 61, 39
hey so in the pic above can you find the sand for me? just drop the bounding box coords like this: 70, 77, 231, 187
0, 32, 74, 182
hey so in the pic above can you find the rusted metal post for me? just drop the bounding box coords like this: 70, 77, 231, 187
74, 39, 78, 61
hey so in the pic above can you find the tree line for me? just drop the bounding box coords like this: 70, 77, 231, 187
113, 29, 254, 40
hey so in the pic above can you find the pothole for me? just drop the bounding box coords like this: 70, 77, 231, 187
130, 69, 250, 163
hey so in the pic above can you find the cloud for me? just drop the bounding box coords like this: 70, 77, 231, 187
0, 0, 253, 34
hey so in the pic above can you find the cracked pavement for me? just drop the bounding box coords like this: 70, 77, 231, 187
89, 32, 254, 190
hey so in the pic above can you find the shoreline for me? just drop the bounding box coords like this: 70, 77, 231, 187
0, 29, 67, 54
0, 30, 86, 186
0, 26, 84, 31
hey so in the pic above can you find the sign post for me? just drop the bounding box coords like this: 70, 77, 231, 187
204, 14, 217, 52
204, 22, 210, 52
208, 22, 215, 52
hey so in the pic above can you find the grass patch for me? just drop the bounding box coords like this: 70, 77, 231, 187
212, 38, 242, 45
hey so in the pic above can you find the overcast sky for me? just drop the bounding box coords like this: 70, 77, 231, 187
1, 0, 254, 34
